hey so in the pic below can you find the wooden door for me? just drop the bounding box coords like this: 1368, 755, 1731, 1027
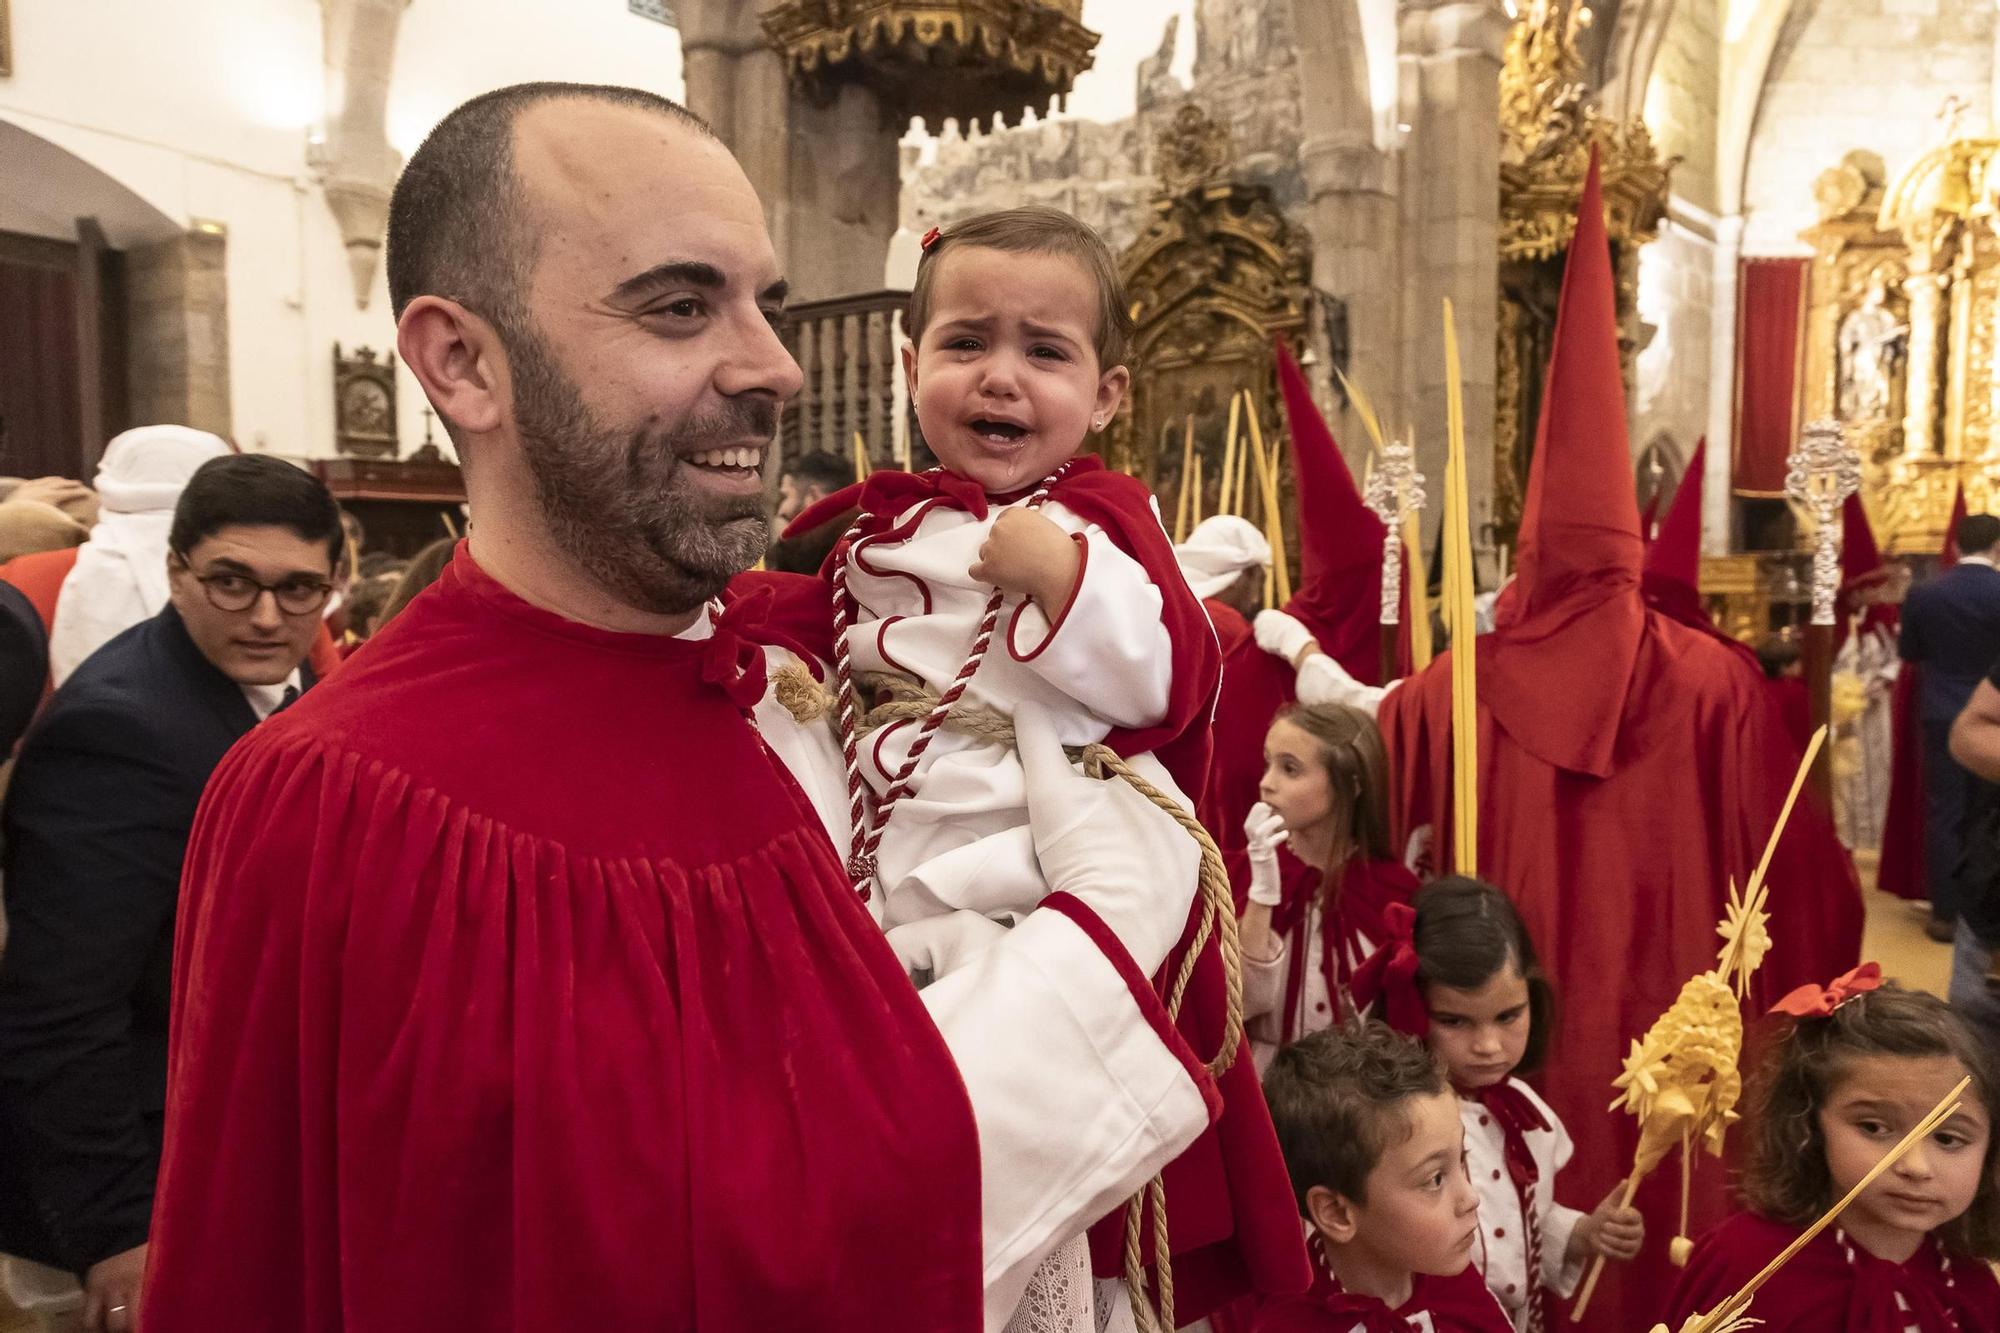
0, 231, 82, 480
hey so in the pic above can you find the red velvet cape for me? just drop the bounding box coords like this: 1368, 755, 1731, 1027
1377, 611, 1862, 1332
1664, 1212, 2000, 1333
786, 455, 1221, 798
142, 547, 984, 1331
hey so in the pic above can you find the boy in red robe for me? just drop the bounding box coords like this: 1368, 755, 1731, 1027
1255, 1023, 1510, 1332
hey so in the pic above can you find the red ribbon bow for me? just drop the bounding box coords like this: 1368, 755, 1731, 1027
1769, 961, 1884, 1019
1471, 1079, 1551, 1190
920, 226, 942, 252
1349, 902, 1428, 1036
700, 585, 775, 710
855, 466, 998, 523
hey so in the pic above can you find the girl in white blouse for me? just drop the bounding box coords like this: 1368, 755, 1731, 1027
1351, 878, 1644, 1331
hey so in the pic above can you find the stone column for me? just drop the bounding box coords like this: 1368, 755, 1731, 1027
1901, 267, 1945, 460
679, 0, 902, 302
1705, 211, 1743, 553
1398, 0, 1509, 565
1300, 136, 1396, 442
126, 229, 232, 437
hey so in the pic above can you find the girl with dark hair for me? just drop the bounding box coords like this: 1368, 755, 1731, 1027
1239, 702, 1416, 1065
1665, 971, 2000, 1331
1350, 878, 1643, 1331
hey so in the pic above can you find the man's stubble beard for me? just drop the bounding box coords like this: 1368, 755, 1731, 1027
507, 321, 774, 617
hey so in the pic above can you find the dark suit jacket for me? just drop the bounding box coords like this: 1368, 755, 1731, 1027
0, 604, 307, 1273
1900, 561, 2000, 724
0, 579, 46, 754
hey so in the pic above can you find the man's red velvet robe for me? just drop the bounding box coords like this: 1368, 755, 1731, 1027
142, 549, 984, 1331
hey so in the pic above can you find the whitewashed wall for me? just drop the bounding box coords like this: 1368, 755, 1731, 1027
0, 0, 685, 463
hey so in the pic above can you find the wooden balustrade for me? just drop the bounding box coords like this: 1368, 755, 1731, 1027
778, 288, 915, 474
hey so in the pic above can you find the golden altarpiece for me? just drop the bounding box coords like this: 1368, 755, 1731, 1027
1800, 139, 2000, 557
1109, 105, 1312, 554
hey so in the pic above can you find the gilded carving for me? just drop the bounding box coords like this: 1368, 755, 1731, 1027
1112, 106, 1309, 530
1492, 0, 1672, 542
761, 1, 1098, 127
1498, 0, 1674, 263
1800, 137, 2000, 552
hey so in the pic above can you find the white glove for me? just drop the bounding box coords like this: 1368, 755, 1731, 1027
1293, 650, 1399, 720
1254, 608, 1318, 666
1243, 801, 1289, 907
1017, 702, 1200, 975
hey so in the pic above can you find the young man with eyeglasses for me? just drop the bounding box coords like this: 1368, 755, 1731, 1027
0, 453, 341, 1333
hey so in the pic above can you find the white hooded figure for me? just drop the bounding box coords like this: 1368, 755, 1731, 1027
48, 425, 232, 685
1172, 514, 1270, 601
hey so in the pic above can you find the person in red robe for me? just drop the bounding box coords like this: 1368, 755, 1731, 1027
1662, 977, 2000, 1333
1639, 441, 1758, 672
140, 85, 1223, 1333
1373, 157, 1862, 1331
1194, 341, 1399, 924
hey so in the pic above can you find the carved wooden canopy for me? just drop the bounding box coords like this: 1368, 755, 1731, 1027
1112, 106, 1310, 510
760, 1, 1097, 128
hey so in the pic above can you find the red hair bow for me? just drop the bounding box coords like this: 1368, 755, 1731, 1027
1349, 902, 1427, 1037
920, 226, 942, 252
701, 585, 775, 711
1769, 962, 1884, 1019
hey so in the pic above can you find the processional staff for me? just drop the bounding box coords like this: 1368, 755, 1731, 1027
1784, 419, 1861, 800
1363, 438, 1426, 685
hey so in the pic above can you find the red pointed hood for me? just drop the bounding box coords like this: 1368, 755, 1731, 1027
1643, 438, 1705, 593
1274, 337, 1389, 683
1942, 485, 1968, 571
1838, 492, 1898, 637
1479, 150, 1647, 778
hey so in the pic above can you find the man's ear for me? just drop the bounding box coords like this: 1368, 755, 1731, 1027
1305, 1184, 1361, 1245
397, 296, 509, 440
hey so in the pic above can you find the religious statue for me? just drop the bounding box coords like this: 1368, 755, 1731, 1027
1836, 273, 1907, 424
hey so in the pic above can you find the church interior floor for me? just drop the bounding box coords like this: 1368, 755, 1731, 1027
1855, 850, 1953, 998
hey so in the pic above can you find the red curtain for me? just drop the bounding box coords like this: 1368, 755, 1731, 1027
1733, 256, 1809, 496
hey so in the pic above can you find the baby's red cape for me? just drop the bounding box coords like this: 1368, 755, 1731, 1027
142, 547, 983, 1331
785, 455, 1221, 799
